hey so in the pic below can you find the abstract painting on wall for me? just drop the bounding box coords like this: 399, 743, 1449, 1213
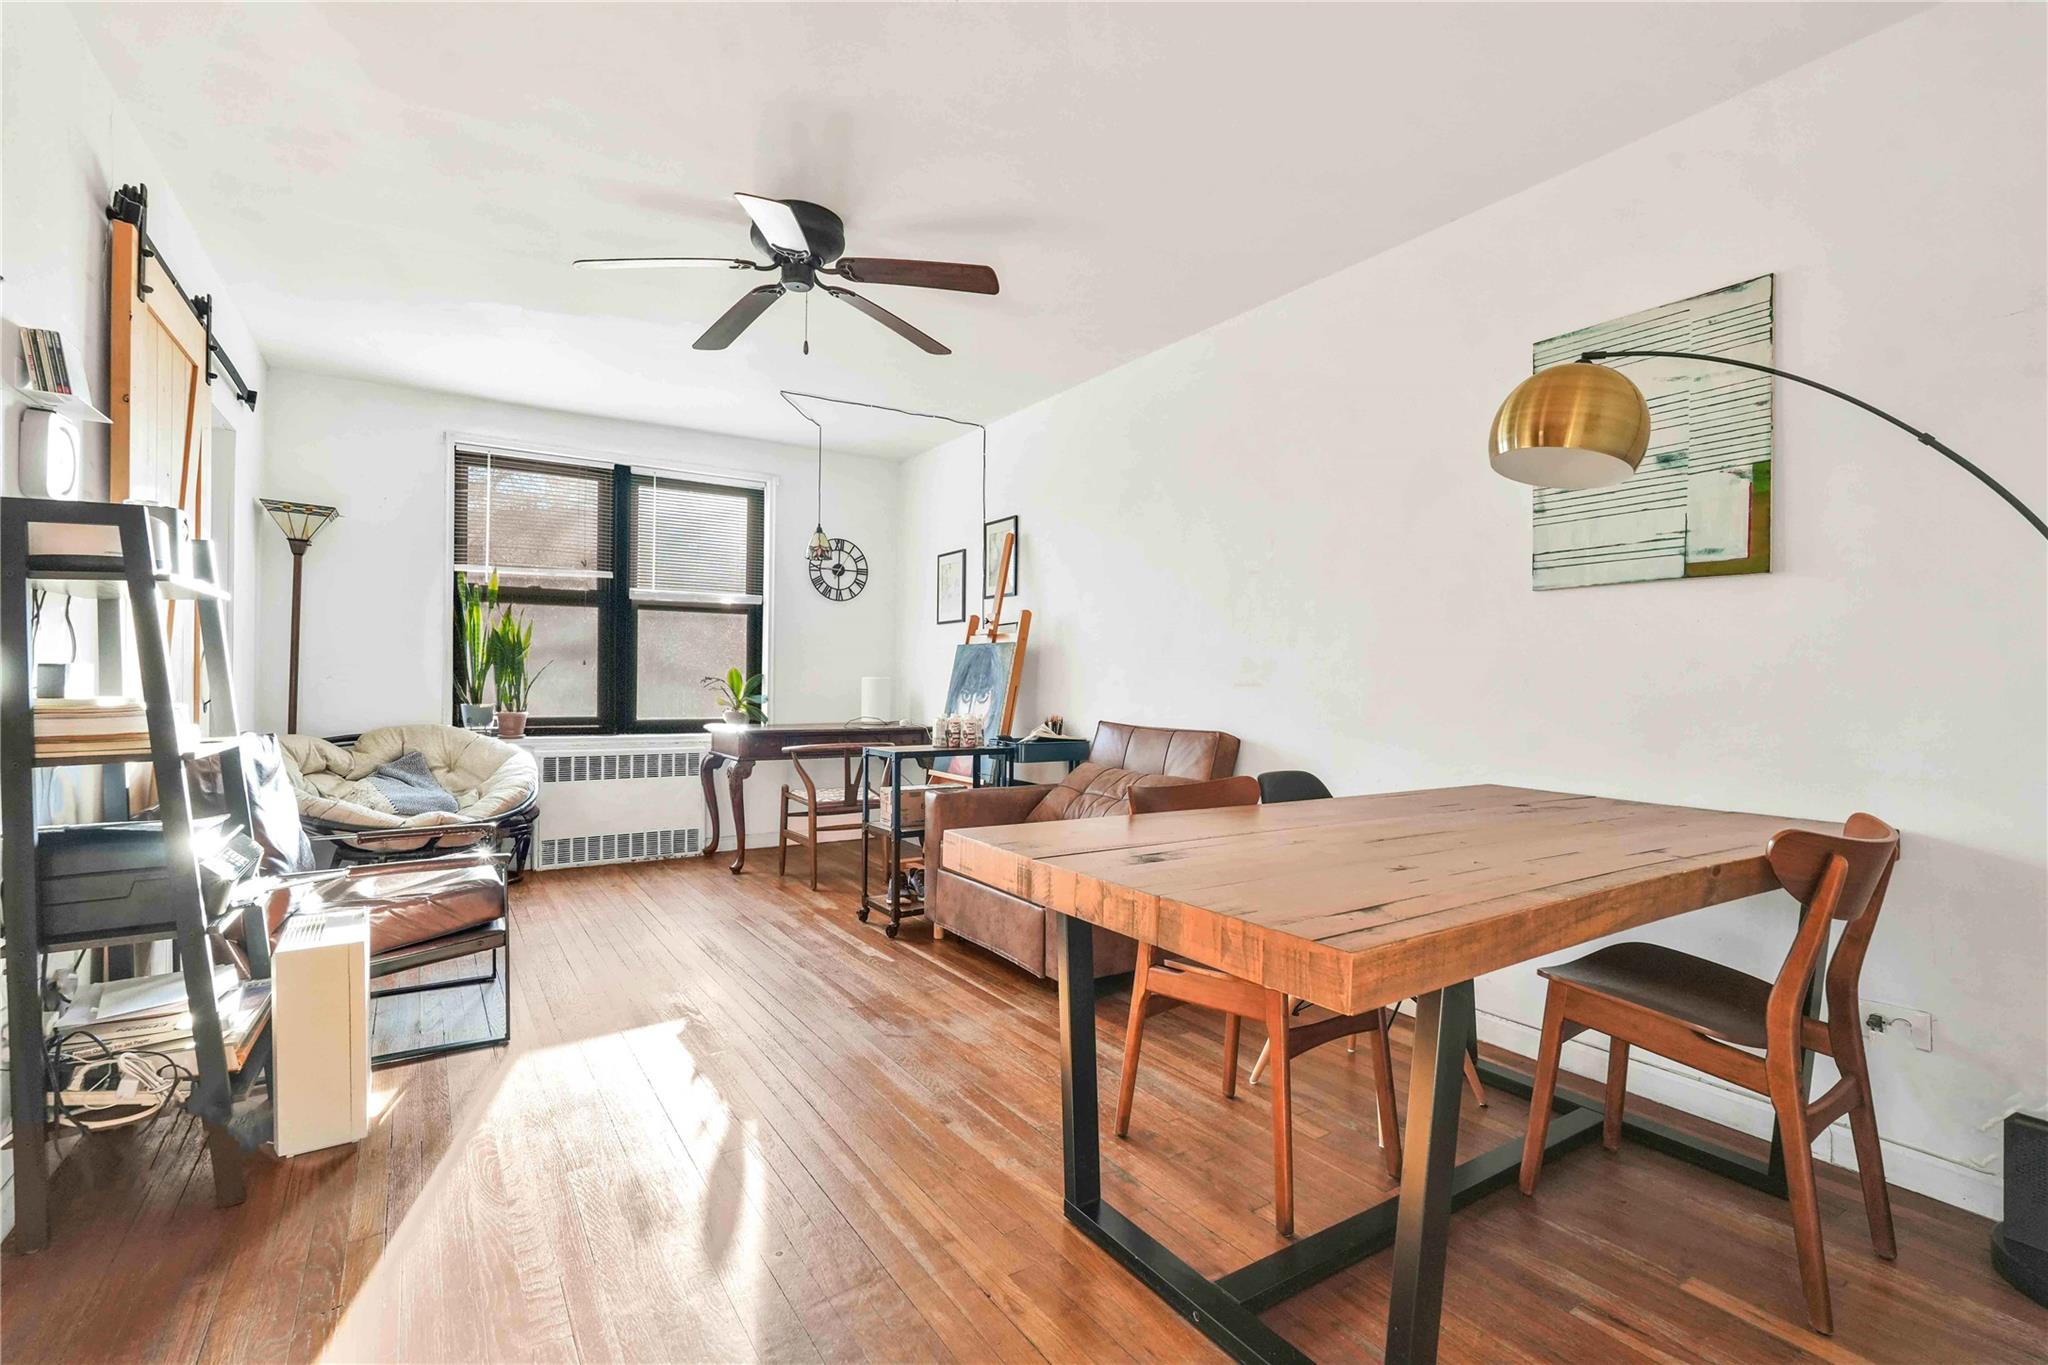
1530, 274, 1773, 590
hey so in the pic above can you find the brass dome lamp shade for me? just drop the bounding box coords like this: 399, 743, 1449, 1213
1488, 362, 1651, 490
1488, 348, 2046, 539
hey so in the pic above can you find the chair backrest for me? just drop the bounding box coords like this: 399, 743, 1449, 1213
1764, 813, 1900, 1028
1258, 770, 1332, 804
1128, 775, 1262, 816
1088, 722, 1241, 780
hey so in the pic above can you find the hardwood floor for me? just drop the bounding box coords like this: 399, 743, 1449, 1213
4, 849, 2041, 1362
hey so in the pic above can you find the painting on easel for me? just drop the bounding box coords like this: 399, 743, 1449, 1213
931, 527, 1031, 784
941, 641, 1020, 735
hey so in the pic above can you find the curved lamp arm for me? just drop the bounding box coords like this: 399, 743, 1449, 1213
1581, 348, 2046, 540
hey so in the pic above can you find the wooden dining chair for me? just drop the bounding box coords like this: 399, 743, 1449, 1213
1246, 771, 1489, 1109
1519, 814, 1901, 1334
1115, 774, 1402, 1237
778, 743, 870, 890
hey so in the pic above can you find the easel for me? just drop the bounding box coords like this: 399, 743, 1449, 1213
930, 531, 1031, 788
963, 530, 1031, 735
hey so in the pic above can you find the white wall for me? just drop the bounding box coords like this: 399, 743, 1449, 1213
2, 4, 270, 709
256, 369, 902, 838
893, 6, 2046, 1215
1, 2, 271, 1236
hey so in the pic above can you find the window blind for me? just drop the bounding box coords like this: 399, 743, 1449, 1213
630, 473, 764, 604
452, 448, 614, 578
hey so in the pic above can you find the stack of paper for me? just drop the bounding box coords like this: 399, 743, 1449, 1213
34, 697, 196, 758
51, 967, 270, 1069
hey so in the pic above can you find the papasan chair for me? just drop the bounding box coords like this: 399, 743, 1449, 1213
281, 725, 540, 876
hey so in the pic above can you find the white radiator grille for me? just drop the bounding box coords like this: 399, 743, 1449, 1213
540, 749, 702, 783
533, 745, 708, 870
538, 827, 702, 869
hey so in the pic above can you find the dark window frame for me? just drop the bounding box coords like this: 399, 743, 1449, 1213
452, 451, 765, 736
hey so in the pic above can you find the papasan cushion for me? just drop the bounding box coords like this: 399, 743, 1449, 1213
280, 725, 537, 843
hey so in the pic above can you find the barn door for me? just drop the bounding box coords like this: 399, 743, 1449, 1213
109, 216, 212, 722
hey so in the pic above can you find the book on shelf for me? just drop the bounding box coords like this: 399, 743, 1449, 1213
33, 697, 199, 755
18, 327, 73, 395
33, 696, 146, 734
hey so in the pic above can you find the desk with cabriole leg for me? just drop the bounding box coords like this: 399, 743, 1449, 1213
943, 784, 1839, 1365
701, 721, 929, 873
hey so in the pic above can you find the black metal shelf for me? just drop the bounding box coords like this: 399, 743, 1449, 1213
4, 497, 267, 1253
25, 554, 230, 602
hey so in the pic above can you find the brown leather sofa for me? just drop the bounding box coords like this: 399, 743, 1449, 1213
925, 721, 1241, 978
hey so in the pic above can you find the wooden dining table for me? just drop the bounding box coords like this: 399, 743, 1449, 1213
942, 784, 1841, 1365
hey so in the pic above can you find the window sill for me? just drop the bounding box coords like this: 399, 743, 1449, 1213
513, 732, 712, 755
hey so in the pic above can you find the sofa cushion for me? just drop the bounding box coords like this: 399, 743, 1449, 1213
299, 855, 506, 956
1030, 763, 1188, 821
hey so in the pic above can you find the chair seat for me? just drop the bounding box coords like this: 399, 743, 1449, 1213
300, 858, 506, 956
787, 786, 872, 814
1539, 941, 1772, 1048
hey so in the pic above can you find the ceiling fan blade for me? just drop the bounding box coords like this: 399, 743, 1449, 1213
834, 258, 1000, 295
693, 285, 785, 350
574, 256, 757, 270
733, 193, 811, 257
823, 285, 950, 355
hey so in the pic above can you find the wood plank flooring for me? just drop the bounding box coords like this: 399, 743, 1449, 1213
3, 849, 2042, 1363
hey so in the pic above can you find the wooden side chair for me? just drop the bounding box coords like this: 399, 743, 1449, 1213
778, 743, 870, 890
1247, 771, 1489, 1109
1519, 814, 1901, 1334
1114, 774, 1402, 1238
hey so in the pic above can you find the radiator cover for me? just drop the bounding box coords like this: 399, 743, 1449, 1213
530, 743, 708, 870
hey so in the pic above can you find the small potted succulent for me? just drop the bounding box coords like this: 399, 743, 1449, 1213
454, 572, 499, 728
489, 608, 549, 739
704, 668, 765, 726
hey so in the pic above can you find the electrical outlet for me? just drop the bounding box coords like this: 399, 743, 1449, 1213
1861, 999, 1932, 1052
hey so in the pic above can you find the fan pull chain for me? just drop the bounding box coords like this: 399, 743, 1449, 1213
803, 290, 810, 355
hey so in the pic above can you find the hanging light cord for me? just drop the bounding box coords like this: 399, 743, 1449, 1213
779, 390, 989, 528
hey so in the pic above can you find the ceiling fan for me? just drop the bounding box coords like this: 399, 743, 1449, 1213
575, 193, 999, 355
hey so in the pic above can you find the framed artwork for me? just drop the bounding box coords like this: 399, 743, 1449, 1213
1529, 273, 1774, 589
935, 548, 966, 624
983, 514, 1020, 598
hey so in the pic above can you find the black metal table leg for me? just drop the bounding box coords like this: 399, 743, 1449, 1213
1045, 931, 1799, 1364
1055, 910, 1100, 1213
1385, 982, 1475, 1364
1055, 913, 1309, 1363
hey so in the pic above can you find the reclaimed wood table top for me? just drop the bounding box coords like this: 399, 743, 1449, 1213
942, 784, 1839, 1014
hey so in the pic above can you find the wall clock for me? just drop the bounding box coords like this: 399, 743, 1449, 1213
810, 537, 868, 601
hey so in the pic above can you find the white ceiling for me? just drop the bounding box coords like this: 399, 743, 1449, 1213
71, 2, 1914, 458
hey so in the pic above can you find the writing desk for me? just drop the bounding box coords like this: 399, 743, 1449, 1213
944, 784, 1837, 1364
703, 722, 929, 873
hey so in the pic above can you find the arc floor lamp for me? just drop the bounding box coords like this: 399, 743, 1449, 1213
1488, 351, 2046, 540
1490, 350, 2046, 1306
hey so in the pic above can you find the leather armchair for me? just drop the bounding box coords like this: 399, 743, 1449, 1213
925, 721, 1241, 978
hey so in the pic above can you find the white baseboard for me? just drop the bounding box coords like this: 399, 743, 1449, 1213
1474, 1009, 2002, 1220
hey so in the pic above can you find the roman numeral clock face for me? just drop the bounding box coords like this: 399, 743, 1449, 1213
810, 538, 869, 601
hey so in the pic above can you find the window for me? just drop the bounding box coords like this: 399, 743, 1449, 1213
451, 445, 764, 733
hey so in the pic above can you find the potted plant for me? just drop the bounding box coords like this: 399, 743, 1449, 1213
489, 608, 549, 739
704, 667, 765, 726
454, 571, 498, 728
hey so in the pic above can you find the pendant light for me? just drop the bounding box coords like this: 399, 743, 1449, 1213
807, 417, 831, 563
